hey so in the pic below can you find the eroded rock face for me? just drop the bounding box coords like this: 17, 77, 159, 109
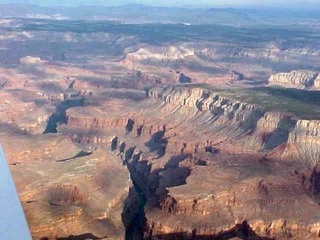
2, 16, 320, 240
268, 70, 319, 89
2, 78, 320, 239
279, 120, 320, 166
46, 85, 320, 239
254, 112, 296, 150
123, 45, 195, 69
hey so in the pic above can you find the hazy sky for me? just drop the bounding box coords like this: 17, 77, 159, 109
1, 0, 320, 7
142, 0, 320, 6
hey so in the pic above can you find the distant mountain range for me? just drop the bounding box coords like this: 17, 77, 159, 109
0, 3, 320, 25
1, 0, 320, 9
0, 0, 128, 6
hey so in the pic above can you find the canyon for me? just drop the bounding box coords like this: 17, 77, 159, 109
1, 6, 320, 240
4, 81, 320, 239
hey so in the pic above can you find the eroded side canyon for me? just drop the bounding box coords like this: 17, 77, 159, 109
11, 84, 319, 239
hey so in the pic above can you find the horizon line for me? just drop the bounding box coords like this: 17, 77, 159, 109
1, 1, 320, 10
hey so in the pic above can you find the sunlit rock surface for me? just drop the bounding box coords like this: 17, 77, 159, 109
1, 14, 320, 240
268, 70, 320, 89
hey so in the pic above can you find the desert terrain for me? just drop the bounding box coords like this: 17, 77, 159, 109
1, 3, 320, 240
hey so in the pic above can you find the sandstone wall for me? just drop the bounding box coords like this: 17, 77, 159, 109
268, 70, 319, 89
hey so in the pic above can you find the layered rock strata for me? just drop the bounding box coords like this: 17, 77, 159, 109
268, 70, 320, 89
55, 85, 320, 240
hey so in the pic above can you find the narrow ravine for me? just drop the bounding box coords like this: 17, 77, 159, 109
43, 97, 85, 134
116, 130, 168, 240
121, 148, 149, 240
124, 176, 147, 240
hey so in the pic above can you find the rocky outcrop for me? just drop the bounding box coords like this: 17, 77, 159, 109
122, 45, 195, 69
148, 86, 264, 132
14, 83, 320, 240
148, 86, 320, 165
268, 70, 319, 89
64, 85, 320, 164
279, 120, 320, 167
60, 86, 320, 239
251, 112, 296, 150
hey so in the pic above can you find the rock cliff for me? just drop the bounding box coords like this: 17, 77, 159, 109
268, 70, 320, 89
53, 85, 320, 239
3, 16, 320, 240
